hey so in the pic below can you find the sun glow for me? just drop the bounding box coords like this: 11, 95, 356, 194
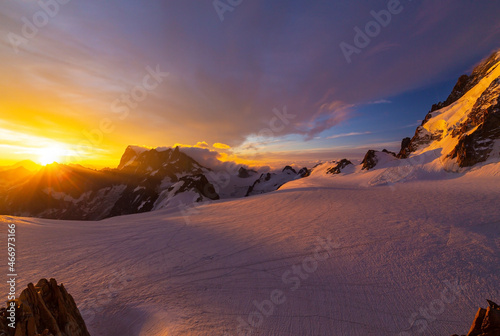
38, 145, 67, 165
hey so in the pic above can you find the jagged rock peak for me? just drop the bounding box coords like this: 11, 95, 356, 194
429, 49, 500, 115
397, 49, 500, 167
297, 167, 311, 177
237, 167, 257, 178
448, 77, 500, 167
0, 278, 90, 336
118, 145, 150, 169
282, 165, 297, 174
381, 149, 396, 157
361, 150, 378, 170
451, 299, 500, 336
326, 159, 353, 175
118, 145, 204, 173
361, 150, 398, 170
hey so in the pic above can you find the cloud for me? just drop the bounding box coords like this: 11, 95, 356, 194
326, 132, 372, 139
300, 101, 354, 140
1, 0, 499, 158
176, 146, 266, 173
195, 141, 209, 148
367, 99, 392, 105
213, 142, 231, 150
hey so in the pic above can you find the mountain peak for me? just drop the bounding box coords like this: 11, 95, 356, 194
427, 49, 500, 115
397, 49, 500, 168
0, 160, 41, 172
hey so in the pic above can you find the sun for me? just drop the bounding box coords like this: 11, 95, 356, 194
38, 145, 67, 165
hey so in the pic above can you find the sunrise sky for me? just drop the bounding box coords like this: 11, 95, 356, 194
1, 1, 499, 168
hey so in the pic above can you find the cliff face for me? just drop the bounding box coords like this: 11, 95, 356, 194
396, 50, 500, 168
0, 279, 90, 336
429, 50, 500, 114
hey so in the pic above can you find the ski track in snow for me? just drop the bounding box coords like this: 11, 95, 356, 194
1, 165, 499, 336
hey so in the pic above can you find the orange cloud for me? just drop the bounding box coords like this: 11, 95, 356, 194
195, 141, 209, 148
213, 143, 231, 150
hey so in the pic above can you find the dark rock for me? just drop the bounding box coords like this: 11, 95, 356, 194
431, 74, 471, 113
448, 78, 500, 167
397, 125, 444, 159
361, 150, 378, 170
454, 300, 500, 336
398, 137, 411, 157
429, 51, 500, 117
237, 167, 257, 178
0, 279, 90, 336
382, 149, 397, 157
245, 166, 310, 197
488, 300, 500, 310
176, 174, 220, 200
282, 166, 297, 174
398, 50, 500, 161
297, 167, 311, 177
326, 159, 353, 174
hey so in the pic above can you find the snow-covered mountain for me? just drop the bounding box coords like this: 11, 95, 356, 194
1, 50, 500, 222
246, 166, 310, 196
2, 157, 498, 336
397, 50, 500, 169
0, 146, 309, 220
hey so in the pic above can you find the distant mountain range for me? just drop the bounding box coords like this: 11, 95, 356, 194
1, 49, 499, 221
0, 146, 308, 220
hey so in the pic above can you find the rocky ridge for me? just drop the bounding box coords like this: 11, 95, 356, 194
451, 300, 500, 336
0, 279, 89, 336
364, 49, 500, 170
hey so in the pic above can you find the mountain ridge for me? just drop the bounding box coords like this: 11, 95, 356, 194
1, 49, 500, 220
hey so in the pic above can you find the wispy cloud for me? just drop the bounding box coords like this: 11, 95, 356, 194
367, 99, 392, 105
326, 131, 372, 139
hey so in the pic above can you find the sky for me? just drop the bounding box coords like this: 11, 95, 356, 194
0, 0, 499, 168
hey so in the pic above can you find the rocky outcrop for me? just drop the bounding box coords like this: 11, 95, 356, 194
237, 167, 257, 178
381, 149, 396, 157
326, 159, 353, 174
297, 167, 311, 177
0, 279, 90, 336
428, 51, 500, 116
397, 50, 500, 165
361, 150, 378, 170
282, 166, 297, 174
448, 78, 500, 167
246, 166, 307, 196
397, 124, 445, 159
397, 137, 412, 159
451, 300, 500, 336
361, 150, 398, 170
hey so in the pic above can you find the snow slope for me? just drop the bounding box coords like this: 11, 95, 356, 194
1, 164, 499, 336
